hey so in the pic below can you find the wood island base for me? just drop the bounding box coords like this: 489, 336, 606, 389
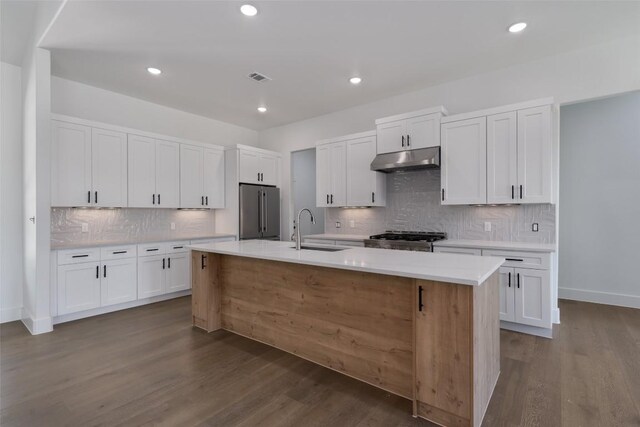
191, 251, 500, 427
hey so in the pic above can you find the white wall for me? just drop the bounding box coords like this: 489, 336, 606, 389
51, 77, 258, 147
292, 149, 324, 237
1, 62, 24, 322
558, 91, 640, 309
259, 35, 640, 239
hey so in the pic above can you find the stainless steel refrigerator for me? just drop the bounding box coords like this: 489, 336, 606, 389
239, 184, 281, 240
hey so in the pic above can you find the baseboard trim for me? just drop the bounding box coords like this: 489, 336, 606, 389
53, 290, 191, 325
500, 321, 553, 339
1, 306, 23, 323
552, 307, 561, 324
559, 287, 640, 310
21, 312, 53, 335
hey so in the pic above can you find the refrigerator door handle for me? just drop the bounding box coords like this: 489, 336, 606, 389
263, 191, 268, 233
257, 190, 262, 234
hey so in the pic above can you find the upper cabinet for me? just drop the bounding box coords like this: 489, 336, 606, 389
180, 144, 225, 208
239, 148, 279, 186
441, 100, 554, 206
375, 106, 447, 154
128, 135, 180, 208
52, 120, 127, 207
317, 131, 385, 208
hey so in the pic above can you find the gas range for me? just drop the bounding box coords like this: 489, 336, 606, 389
364, 231, 447, 252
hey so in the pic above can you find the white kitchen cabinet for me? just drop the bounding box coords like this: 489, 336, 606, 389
487, 112, 518, 204
57, 262, 101, 315
316, 141, 347, 207
137, 254, 166, 298
517, 106, 552, 204
101, 258, 137, 306
180, 144, 225, 208
239, 148, 279, 186
375, 107, 446, 154
316, 144, 331, 207
128, 135, 180, 208
433, 247, 482, 256
498, 267, 516, 322
52, 121, 127, 207
440, 117, 487, 205
514, 268, 551, 328
346, 135, 385, 207
166, 252, 190, 293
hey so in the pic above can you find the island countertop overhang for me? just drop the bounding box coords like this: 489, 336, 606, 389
187, 240, 504, 286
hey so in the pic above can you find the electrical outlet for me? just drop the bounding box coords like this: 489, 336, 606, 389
170, 222, 176, 230
484, 222, 491, 232
532, 223, 539, 232
81, 223, 89, 233
335, 221, 341, 229
349, 220, 355, 228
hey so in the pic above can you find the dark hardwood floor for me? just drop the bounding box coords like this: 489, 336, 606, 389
1, 297, 639, 426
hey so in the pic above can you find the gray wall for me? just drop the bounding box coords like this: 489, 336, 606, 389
292, 149, 324, 237
325, 169, 555, 243
559, 91, 640, 308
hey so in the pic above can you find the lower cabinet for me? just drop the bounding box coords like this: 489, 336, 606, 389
101, 258, 137, 306
57, 263, 102, 315
166, 252, 190, 293
138, 246, 191, 298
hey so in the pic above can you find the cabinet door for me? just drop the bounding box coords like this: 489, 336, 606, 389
155, 140, 180, 208
487, 112, 518, 204
138, 255, 166, 298
376, 120, 406, 154
101, 259, 137, 306
239, 150, 261, 184
515, 268, 551, 328
166, 253, 190, 293
406, 113, 440, 149
346, 136, 377, 206
259, 154, 278, 186
203, 148, 225, 208
441, 117, 487, 205
180, 144, 204, 208
329, 142, 347, 207
51, 121, 92, 207
57, 263, 101, 315
128, 134, 156, 208
316, 145, 331, 207
92, 128, 128, 207
517, 106, 552, 204
498, 267, 516, 322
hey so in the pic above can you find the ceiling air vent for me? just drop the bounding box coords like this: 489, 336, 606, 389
247, 72, 271, 83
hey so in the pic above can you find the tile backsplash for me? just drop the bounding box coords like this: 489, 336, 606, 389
325, 169, 556, 243
51, 208, 216, 247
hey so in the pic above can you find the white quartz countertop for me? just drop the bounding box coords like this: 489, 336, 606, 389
188, 240, 504, 286
51, 234, 236, 250
304, 233, 371, 241
433, 239, 557, 253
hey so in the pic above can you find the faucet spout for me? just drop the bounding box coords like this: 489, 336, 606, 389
295, 208, 316, 250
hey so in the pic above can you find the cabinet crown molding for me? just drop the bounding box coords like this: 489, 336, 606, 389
441, 97, 554, 124
375, 106, 448, 125
316, 130, 376, 146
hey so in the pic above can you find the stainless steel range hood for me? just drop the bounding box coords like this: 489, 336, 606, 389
370, 146, 440, 173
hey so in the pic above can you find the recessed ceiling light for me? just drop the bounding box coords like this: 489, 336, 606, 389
240, 4, 258, 16
508, 22, 527, 33
349, 77, 362, 85
257, 106, 267, 113
147, 67, 162, 75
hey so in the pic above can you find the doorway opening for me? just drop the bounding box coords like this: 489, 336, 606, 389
291, 148, 325, 239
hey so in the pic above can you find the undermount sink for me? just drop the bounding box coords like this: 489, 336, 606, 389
291, 245, 347, 252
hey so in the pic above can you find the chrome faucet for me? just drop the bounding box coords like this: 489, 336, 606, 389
295, 208, 316, 250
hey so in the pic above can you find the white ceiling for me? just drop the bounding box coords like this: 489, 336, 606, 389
16, 1, 640, 130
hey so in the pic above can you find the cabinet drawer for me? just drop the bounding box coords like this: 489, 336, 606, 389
138, 242, 168, 256
304, 238, 336, 245
337, 240, 364, 247
482, 249, 550, 270
58, 248, 101, 265
100, 245, 137, 260
434, 246, 482, 256
190, 237, 236, 245
167, 241, 190, 254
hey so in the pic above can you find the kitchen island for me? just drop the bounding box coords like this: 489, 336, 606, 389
188, 240, 503, 427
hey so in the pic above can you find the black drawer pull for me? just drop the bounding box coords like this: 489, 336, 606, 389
508, 272, 511, 288
505, 258, 524, 262
112, 251, 127, 254
72, 254, 89, 258
418, 285, 424, 311
146, 248, 159, 252
173, 246, 183, 249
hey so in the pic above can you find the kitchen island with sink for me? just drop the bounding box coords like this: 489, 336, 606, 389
188, 240, 504, 427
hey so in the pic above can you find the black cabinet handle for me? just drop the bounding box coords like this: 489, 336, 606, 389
88, 191, 91, 204
146, 248, 159, 252
103, 265, 106, 278
201, 254, 206, 269
162, 258, 165, 269
441, 188, 445, 201
326, 194, 329, 204
372, 192, 375, 203
72, 254, 89, 258
511, 185, 515, 200
401, 135, 405, 147
168, 257, 171, 269
517, 273, 520, 289
153, 194, 156, 205
201, 196, 204, 206
113, 251, 127, 254
406, 134, 410, 146
330, 194, 333, 204
418, 285, 424, 311
508, 272, 511, 288
96, 265, 99, 279
505, 258, 524, 262
257, 172, 260, 181
173, 246, 183, 250
95, 191, 98, 204
158, 194, 160, 205
205, 196, 208, 206
520, 185, 523, 199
